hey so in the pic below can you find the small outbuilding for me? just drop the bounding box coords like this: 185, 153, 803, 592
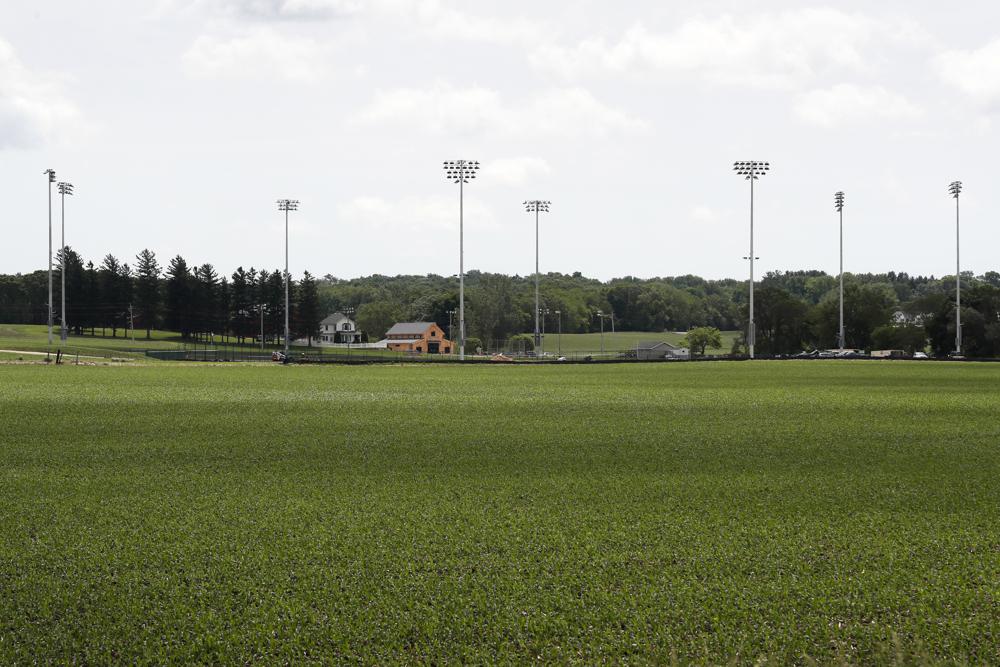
635, 340, 690, 360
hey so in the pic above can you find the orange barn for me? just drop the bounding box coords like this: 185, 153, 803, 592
381, 322, 453, 354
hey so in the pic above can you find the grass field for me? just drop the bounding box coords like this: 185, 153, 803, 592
531, 330, 739, 355
3, 361, 1000, 662
0, 324, 292, 362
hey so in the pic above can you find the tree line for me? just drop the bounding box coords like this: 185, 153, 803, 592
0, 248, 321, 345
2, 249, 999, 356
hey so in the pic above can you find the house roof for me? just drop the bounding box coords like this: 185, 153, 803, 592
321, 312, 354, 325
385, 322, 436, 336
637, 341, 680, 350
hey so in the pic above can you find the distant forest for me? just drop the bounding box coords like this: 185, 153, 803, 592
2, 247, 1000, 356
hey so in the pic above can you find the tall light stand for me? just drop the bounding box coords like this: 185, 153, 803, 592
524, 200, 550, 350
277, 199, 299, 357
554, 309, 562, 356
949, 181, 963, 355
58, 182, 74, 342
596, 310, 605, 354
44, 169, 56, 344
733, 161, 769, 359
539, 307, 550, 355
444, 160, 479, 360
834, 191, 845, 350
446, 309, 456, 354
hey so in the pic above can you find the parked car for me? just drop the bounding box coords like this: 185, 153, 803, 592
913, 351, 929, 359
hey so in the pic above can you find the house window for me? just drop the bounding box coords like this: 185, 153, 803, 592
416, 346, 422, 352
342, 323, 350, 330
431, 330, 436, 337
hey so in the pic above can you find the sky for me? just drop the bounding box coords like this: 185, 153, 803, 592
2, 0, 999, 281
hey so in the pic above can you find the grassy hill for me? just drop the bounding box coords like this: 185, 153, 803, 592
527, 329, 739, 355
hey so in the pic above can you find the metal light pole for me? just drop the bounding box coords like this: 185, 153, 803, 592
554, 309, 562, 356
733, 161, 769, 359
524, 200, 550, 350
834, 191, 845, 350
446, 309, 456, 353
596, 310, 605, 354
259, 304, 265, 351
539, 307, 550, 355
444, 160, 479, 361
44, 169, 56, 344
277, 199, 298, 356
949, 180, 963, 355
58, 181, 74, 342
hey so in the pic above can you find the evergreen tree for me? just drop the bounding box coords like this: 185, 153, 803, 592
165, 255, 192, 339
295, 271, 321, 346
99, 254, 123, 337
134, 249, 161, 339
230, 267, 252, 344
192, 264, 219, 341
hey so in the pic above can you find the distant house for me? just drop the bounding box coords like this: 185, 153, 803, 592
320, 312, 362, 344
635, 340, 690, 361
380, 322, 452, 354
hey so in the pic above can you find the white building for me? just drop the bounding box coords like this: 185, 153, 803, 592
635, 341, 690, 360
320, 312, 362, 344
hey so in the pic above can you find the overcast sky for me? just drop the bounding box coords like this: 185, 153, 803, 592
2, 1, 999, 281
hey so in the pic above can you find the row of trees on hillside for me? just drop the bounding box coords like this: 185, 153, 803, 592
0, 248, 321, 344
3, 252, 999, 356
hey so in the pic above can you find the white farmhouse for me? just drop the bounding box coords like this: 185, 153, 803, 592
320, 312, 362, 344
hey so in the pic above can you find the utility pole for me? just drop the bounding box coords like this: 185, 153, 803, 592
733, 161, 769, 359
444, 161, 479, 361
539, 307, 549, 355
44, 169, 56, 344
949, 181, 963, 355
834, 191, 845, 350
277, 199, 298, 357
555, 309, 562, 356
57, 181, 73, 342
596, 311, 606, 354
447, 309, 456, 354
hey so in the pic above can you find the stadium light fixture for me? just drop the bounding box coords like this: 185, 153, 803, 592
58, 182, 74, 342
949, 180, 963, 355
444, 160, 479, 360
277, 199, 299, 357
834, 191, 845, 351
524, 200, 551, 352
733, 160, 769, 359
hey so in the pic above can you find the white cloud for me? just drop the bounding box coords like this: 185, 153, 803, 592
0, 39, 81, 150
182, 27, 332, 81
793, 84, 921, 127
354, 84, 644, 137
161, 0, 363, 21
390, 0, 543, 45
532, 9, 927, 89
338, 194, 497, 233
935, 40, 1000, 105
480, 157, 552, 186
163, 0, 542, 43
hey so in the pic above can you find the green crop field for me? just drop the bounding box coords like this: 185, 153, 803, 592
2, 361, 1000, 663
528, 330, 739, 355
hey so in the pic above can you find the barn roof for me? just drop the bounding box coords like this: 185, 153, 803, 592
386, 322, 435, 336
